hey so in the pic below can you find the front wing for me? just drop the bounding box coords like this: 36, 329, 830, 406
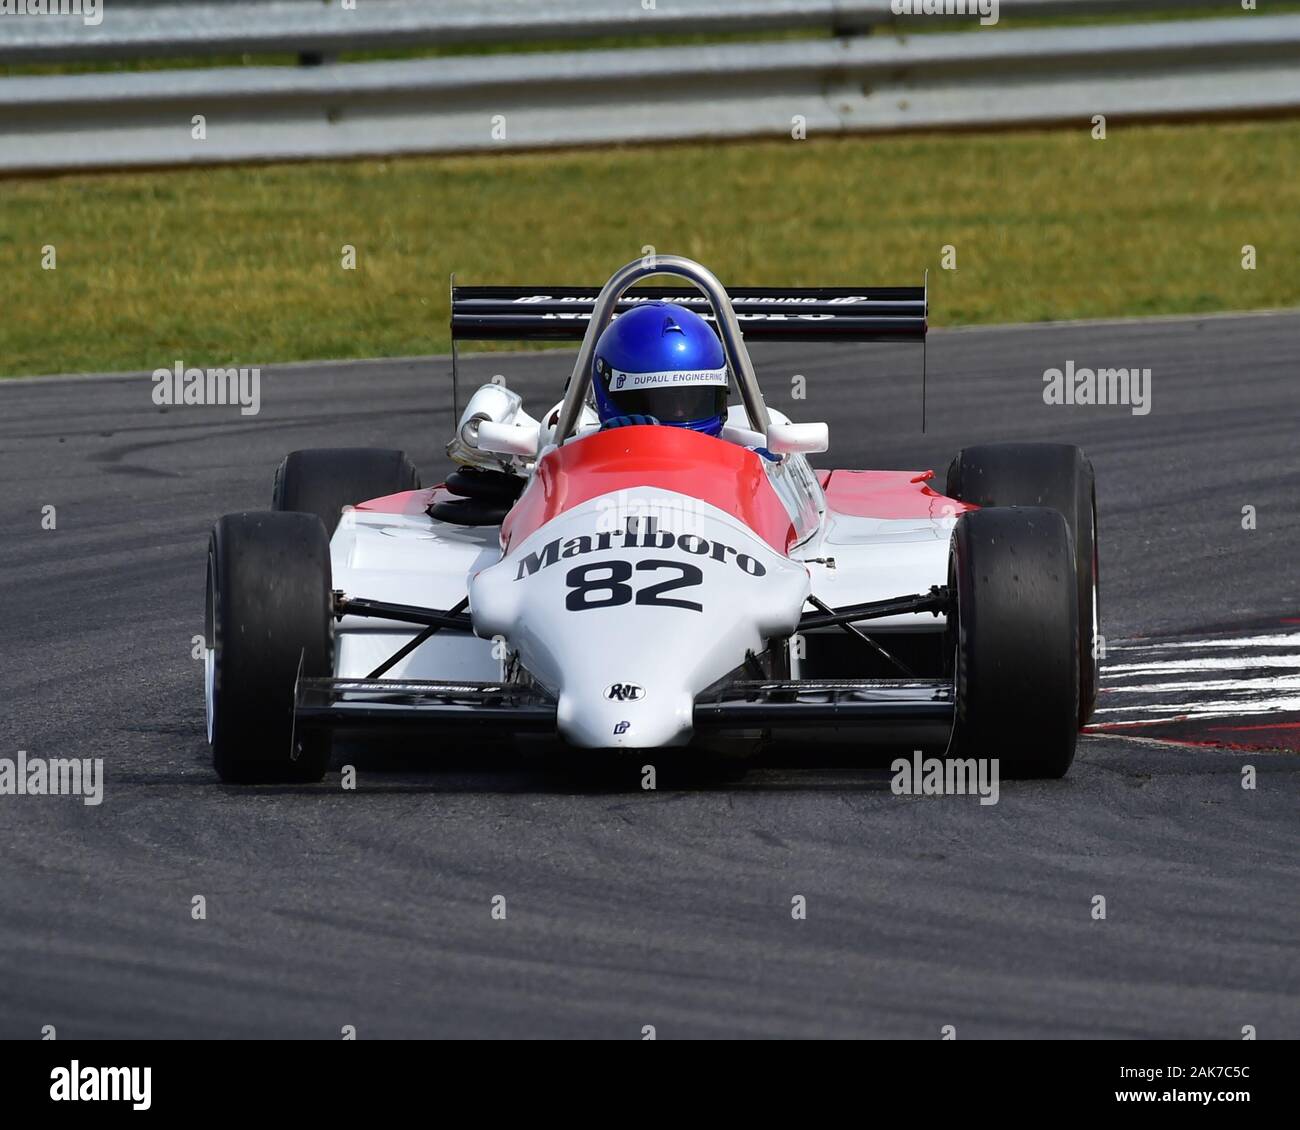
295, 677, 954, 746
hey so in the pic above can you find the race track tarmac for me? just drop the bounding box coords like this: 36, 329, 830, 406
1, 312, 1296, 1038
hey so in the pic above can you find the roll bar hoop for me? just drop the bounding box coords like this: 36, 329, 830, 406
552, 255, 772, 443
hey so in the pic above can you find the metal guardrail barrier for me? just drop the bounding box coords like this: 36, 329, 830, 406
0, 1, 1246, 62
0, 2, 1294, 173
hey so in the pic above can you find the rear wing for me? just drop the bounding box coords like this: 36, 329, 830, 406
448, 269, 930, 430
451, 283, 927, 343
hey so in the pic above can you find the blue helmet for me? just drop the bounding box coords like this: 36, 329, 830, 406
592, 302, 729, 436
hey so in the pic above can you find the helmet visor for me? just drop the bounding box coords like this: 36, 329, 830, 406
604, 366, 729, 424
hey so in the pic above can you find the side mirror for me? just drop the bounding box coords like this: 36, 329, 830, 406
721, 422, 766, 449
476, 419, 540, 458
766, 421, 828, 455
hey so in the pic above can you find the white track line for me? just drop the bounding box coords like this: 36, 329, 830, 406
1093, 697, 1300, 719
1094, 629, 1300, 733
1101, 676, 1300, 694
1109, 633, 1300, 652
1103, 655, 1300, 676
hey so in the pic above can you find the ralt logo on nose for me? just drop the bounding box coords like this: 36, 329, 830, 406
605, 683, 646, 701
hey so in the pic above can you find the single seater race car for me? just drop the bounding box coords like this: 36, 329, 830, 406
204, 255, 1098, 783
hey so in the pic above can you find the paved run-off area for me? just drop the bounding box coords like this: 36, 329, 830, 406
0, 313, 1296, 1037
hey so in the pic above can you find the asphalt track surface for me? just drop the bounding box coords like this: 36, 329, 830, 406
1, 312, 1297, 1039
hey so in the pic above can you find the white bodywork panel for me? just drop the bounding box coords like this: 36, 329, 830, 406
471, 490, 809, 748
331, 506, 502, 681
329, 400, 956, 744
795, 512, 955, 630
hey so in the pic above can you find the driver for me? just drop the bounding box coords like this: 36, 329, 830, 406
592, 302, 729, 436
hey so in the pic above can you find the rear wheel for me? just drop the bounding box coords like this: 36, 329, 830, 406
946, 442, 1098, 725
948, 507, 1079, 779
207, 511, 334, 783
273, 447, 421, 537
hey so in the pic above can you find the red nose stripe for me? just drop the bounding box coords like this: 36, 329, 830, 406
818, 469, 975, 520
502, 425, 796, 553
355, 485, 450, 515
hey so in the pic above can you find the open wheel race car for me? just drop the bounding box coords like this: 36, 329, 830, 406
204, 256, 1099, 783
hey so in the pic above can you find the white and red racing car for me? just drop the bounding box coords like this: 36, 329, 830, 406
204, 256, 1098, 782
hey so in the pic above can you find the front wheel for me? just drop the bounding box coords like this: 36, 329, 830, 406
948, 507, 1079, 779
273, 447, 421, 537
946, 442, 1098, 725
206, 511, 334, 783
